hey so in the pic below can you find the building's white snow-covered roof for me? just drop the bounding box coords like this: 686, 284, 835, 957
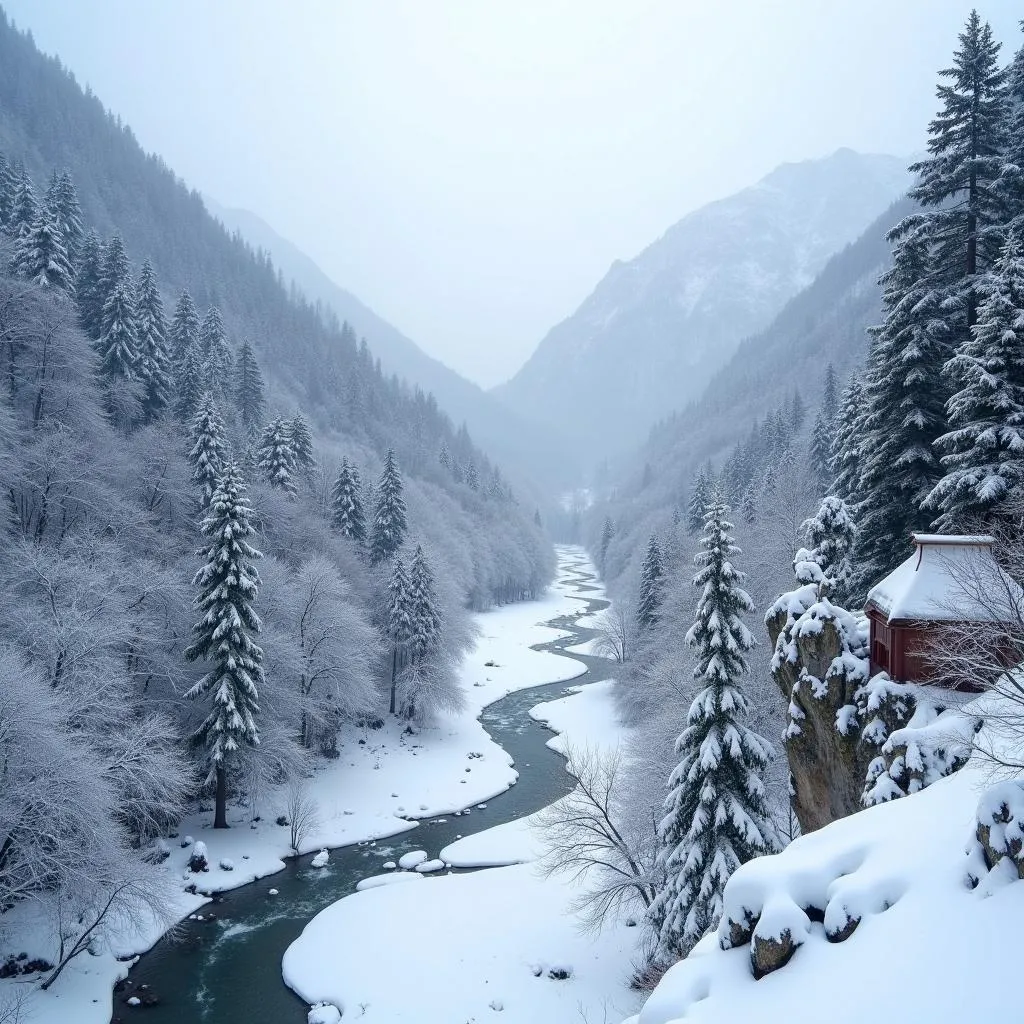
866, 535, 1023, 623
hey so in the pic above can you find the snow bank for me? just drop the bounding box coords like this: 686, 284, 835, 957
626, 731, 1024, 1024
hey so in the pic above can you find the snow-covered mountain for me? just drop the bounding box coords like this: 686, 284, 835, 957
205, 199, 579, 491
496, 149, 909, 455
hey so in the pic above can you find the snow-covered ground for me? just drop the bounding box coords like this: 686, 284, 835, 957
284, 663, 645, 1024
0, 547, 596, 1024
625, 703, 1024, 1024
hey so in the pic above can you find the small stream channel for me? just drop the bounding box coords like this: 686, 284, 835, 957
114, 557, 611, 1023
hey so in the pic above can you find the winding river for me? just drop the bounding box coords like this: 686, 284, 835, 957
114, 554, 612, 1024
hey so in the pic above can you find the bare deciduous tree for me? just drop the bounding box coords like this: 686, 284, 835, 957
286, 779, 321, 854
537, 744, 660, 933
593, 607, 636, 663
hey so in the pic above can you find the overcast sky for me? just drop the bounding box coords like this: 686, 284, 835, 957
4, 2, 1021, 387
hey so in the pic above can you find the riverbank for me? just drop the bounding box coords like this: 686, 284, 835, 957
0, 546, 610, 1024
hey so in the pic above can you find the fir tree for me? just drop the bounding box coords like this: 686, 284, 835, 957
256, 417, 298, 497
651, 497, 775, 959
466, 459, 479, 491
740, 482, 758, 525
926, 235, 1024, 528
370, 448, 408, 565
95, 275, 140, 381
76, 230, 105, 339
386, 556, 414, 715
852, 226, 949, 592
8, 166, 39, 238
803, 496, 856, 607
822, 363, 839, 422
408, 545, 442, 664
288, 412, 316, 477
175, 344, 205, 422
9, 206, 75, 293
188, 393, 228, 509
636, 534, 664, 632
0, 153, 15, 228
185, 462, 263, 829
46, 170, 83, 264
808, 409, 833, 490
100, 234, 130, 298
330, 458, 367, 543
790, 388, 807, 431
135, 259, 173, 419
200, 305, 233, 392
438, 443, 451, 471
688, 464, 711, 532
906, 11, 1007, 336
599, 516, 615, 575
171, 290, 201, 369
234, 341, 266, 430
829, 375, 868, 507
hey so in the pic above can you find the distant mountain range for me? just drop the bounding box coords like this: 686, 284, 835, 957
205, 199, 578, 491
496, 148, 910, 457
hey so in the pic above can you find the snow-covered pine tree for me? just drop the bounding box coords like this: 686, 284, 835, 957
635, 533, 664, 632
0, 153, 14, 228
330, 458, 367, 543
95, 274, 140, 381
926, 235, 1024, 528
599, 516, 615, 575
75, 229, 105, 339
828, 375, 868, 507
808, 408, 833, 490
438, 443, 451, 471
822, 363, 839, 422
170, 290, 201, 370
687, 464, 711, 532
790, 389, 806, 431
906, 11, 1006, 339
45, 170, 83, 264
256, 417, 298, 497
9, 205, 75, 293
185, 462, 263, 829
803, 495, 856, 606
234, 341, 266, 430
188, 393, 228, 509
852, 226, 949, 593
386, 555, 414, 715
288, 412, 316, 478
99, 234, 130, 299
466, 459, 479, 491
370, 448, 408, 565
174, 343, 205, 422
408, 544, 442, 663
8, 166, 39, 238
651, 496, 775, 960
135, 259, 173, 420
200, 306, 233, 394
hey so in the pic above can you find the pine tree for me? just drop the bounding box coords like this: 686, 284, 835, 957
790, 389, 807, 432
687, 465, 710, 532
200, 305, 233, 393
651, 497, 775, 959
288, 412, 316, 477
534, 508, 543, 529
386, 556, 414, 715
188, 394, 228, 509
9, 206, 75, 293
926, 235, 1024, 528
135, 259, 173, 419
175, 343, 205, 422
95, 275, 140, 380
740, 482, 758, 525
599, 517, 615, 575
438, 443, 451, 471
852, 226, 949, 592
0, 153, 15, 228
906, 11, 1007, 337
408, 545, 442, 663
808, 409, 833, 490
100, 234, 131, 298
256, 417, 298, 496
829, 376, 868, 507
171, 290, 201, 369
635, 534, 664, 632
8, 166, 39, 238
466, 459, 479, 491
76, 230, 105, 339
46, 170, 83, 264
822, 363, 839, 422
185, 462, 263, 829
330, 458, 366, 543
803, 496, 856, 607
234, 341, 266, 429
370, 448, 408, 565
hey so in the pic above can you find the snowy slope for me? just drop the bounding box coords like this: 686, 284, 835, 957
625, 711, 1023, 1024
497, 149, 909, 455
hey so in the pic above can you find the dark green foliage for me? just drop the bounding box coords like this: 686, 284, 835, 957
636, 533, 664, 632
135, 259, 172, 419
233, 340, 265, 430
370, 448, 407, 565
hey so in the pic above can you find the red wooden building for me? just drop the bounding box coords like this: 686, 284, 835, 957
864, 533, 1023, 686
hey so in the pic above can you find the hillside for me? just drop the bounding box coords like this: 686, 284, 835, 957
498, 149, 908, 456
206, 199, 577, 490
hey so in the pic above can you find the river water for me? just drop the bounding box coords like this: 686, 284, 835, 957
114, 557, 610, 1024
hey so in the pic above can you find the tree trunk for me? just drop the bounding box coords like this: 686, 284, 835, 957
214, 764, 228, 829
389, 645, 398, 715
